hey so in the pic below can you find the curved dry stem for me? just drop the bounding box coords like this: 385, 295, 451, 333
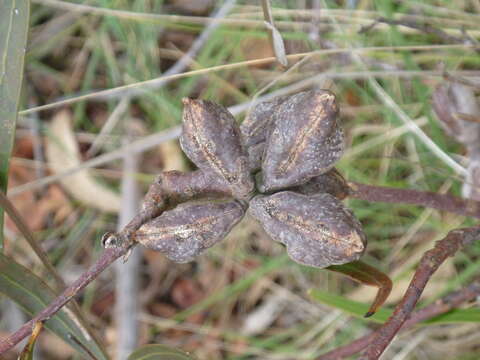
317, 279, 480, 360
359, 226, 480, 359
349, 182, 480, 219
317, 226, 480, 360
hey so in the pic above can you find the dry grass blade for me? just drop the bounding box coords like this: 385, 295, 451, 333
18, 44, 478, 115
115, 135, 141, 360
262, 0, 288, 66
18, 321, 43, 360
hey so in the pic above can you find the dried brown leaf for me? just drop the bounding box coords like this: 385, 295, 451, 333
46, 111, 121, 212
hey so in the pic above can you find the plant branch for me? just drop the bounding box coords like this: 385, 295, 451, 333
0, 246, 128, 354
359, 226, 480, 359
0, 190, 107, 354
317, 226, 480, 360
349, 182, 480, 219
317, 279, 480, 360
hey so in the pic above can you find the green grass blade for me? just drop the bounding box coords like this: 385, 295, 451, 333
0, 254, 108, 360
310, 289, 480, 325
426, 308, 480, 324
309, 288, 391, 323
128, 344, 195, 360
0, 0, 30, 250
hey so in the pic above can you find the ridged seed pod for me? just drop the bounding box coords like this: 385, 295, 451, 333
240, 96, 288, 172
136, 200, 245, 263
292, 168, 350, 200
180, 98, 254, 200
249, 191, 366, 268
261, 90, 345, 192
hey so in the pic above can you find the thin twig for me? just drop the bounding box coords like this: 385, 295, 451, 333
0, 191, 106, 351
358, 226, 480, 359
317, 279, 480, 360
348, 182, 480, 219
0, 246, 128, 354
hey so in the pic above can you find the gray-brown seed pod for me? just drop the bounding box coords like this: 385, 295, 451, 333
156, 170, 232, 205
240, 95, 288, 148
292, 168, 350, 200
248, 191, 366, 268
261, 90, 345, 192
135, 200, 245, 263
240, 96, 288, 172
180, 98, 254, 200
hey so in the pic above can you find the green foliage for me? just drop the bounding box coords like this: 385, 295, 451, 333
310, 288, 480, 325
128, 344, 195, 360
0, 0, 30, 249
0, 254, 108, 360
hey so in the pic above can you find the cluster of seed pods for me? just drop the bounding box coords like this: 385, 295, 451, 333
133, 89, 367, 269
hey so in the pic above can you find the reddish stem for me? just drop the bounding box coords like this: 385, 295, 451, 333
359, 226, 480, 359
2, 180, 479, 355
317, 279, 480, 360
0, 247, 127, 354
349, 182, 480, 219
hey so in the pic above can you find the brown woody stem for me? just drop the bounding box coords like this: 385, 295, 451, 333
0, 246, 127, 354
2, 179, 479, 355
349, 182, 480, 219
317, 279, 480, 360
358, 226, 480, 359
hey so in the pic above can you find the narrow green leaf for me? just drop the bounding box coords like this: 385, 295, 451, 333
0, 191, 108, 357
308, 289, 391, 323
310, 289, 480, 325
128, 344, 194, 360
426, 308, 480, 324
0, 0, 30, 249
0, 254, 107, 360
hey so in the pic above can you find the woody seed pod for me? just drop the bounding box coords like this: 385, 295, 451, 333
261, 90, 345, 192
249, 191, 366, 268
432, 83, 480, 149
180, 98, 254, 200
240, 96, 288, 172
292, 168, 350, 200
136, 200, 245, 263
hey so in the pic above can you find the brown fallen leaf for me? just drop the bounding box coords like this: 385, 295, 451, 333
46, 110, 121, 212
7, 158, 72, 234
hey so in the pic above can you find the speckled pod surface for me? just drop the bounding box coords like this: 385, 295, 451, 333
136, 200, 245, 263
249, 191, 366, 268
240, 96, 288, 172
261, 90, 345, 192
180, 98, 254, 200
292, 168, 350, 200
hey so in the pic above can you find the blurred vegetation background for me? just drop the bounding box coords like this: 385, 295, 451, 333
1, 0, 480, 359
